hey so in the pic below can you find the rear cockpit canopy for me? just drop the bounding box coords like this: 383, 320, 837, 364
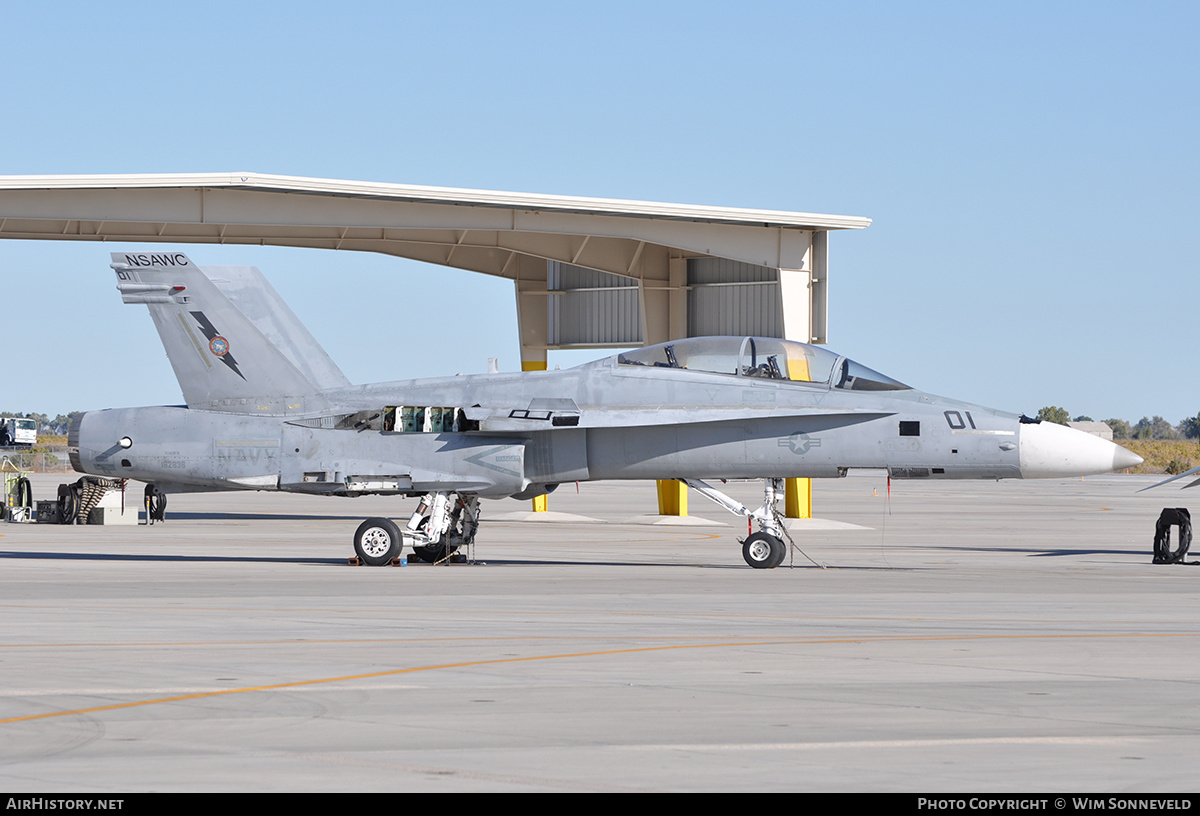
617, 336, 908, 391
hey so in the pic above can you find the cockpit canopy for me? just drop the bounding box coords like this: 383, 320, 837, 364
617, 336, 909, 392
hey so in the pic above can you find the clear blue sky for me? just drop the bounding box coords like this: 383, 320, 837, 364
0, 1, 1195, 423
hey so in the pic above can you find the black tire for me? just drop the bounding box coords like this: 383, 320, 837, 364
58, 485, 79, 525
410, 544, 443, 563
145, 485, 167, 522
742, 532, 785, 569
1153, 508, 1192, 564
408, 515, 460, 563
16, 477, 32, 509
353, 517, 402, 566
412, 540, 462, 563
407, 516, 436, 562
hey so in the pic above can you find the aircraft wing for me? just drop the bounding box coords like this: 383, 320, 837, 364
1137, 465, 1200, 492
464, 403, 894, 432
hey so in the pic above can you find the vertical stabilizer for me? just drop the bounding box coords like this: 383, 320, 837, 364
203, 265, 350, 391
111, 251, 332, 415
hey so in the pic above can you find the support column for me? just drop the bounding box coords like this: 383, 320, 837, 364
656, 479, 687, 516
514, 256, 549, 509
809, 230, 828, 345
668, 256, 687, 341
522, 356, 549, 511
638, 245, 672, 347
514, 255, 548, 372
523, 352, 549, 513
649, 256, 688, 516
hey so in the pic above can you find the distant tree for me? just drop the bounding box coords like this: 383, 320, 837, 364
1151, 416, 1177, 440
1178, 413, 1200, 440
1036, 406, 1070, 425
50, 412, 81, 435
1104, 418, 1131, 440
1133, 416, 1177, 440
1132, 417, 1152, 439
1073, 415, 1094, 422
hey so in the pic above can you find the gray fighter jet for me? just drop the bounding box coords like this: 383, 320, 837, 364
68, 252, 1142, 568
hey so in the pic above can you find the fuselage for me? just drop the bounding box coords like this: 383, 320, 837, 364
69, 337, 1141, 499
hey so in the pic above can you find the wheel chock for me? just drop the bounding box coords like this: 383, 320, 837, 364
347, 555, 408, 566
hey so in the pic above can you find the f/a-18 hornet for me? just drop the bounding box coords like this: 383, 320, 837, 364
68, 252, 1142, 568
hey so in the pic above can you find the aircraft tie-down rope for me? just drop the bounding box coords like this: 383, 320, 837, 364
768, 503, 825, 569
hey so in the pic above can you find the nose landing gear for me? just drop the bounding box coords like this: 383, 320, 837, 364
681, 477, 820, 569
742, 531, 787, 569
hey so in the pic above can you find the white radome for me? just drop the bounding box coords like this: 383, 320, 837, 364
1019, 421, 1142, 478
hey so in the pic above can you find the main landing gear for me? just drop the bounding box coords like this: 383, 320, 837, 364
353, 517, 403, 566
351, 480, 812, 570
680, 477, 797, 569
352, 491, 480, 566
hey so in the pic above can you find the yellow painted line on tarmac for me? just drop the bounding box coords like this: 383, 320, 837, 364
3, 631, 1200, 726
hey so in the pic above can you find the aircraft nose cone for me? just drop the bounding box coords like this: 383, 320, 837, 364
1113, 445, 1144, 471
1019, 421, 1143, 478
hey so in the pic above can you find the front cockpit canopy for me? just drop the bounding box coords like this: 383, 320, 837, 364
617, 336, 908, 392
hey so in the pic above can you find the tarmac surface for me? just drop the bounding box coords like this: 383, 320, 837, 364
0, 471, 1197, 792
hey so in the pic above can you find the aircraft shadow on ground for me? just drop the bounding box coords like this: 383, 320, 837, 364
0, 550, 345, 565
1028, 548, 1150, 557
146, 512, 363, 521
0, 549, 736, 568
935, 545, 1150, 557
0, 549, 908, 569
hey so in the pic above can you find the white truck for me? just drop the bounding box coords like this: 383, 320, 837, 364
0, 417, 36, 447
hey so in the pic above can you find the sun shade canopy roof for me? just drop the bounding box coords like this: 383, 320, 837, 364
0, 172, 870, 276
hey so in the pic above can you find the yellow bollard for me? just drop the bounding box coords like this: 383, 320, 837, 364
656, 479, 687, 516
784, 477, 811, 519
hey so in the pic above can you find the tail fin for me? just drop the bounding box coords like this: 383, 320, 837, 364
110, 251, 335, 415
203, 265, 350, 391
